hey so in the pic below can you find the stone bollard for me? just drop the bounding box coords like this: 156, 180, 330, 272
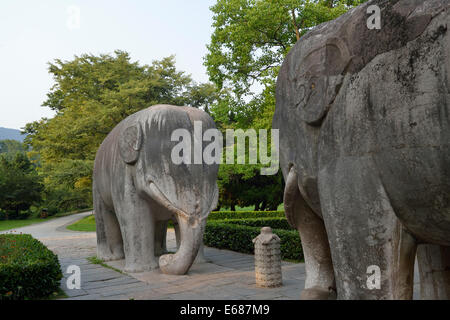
253, 227, 282, 288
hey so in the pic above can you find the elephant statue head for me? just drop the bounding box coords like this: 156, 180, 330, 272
274, 0, 440, 220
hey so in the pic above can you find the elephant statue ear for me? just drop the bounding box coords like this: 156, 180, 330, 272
119, 123, 143, 164
295, 37, 351, 126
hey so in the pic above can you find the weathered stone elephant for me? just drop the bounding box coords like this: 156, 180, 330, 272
273, 0, 450, 299
93, 104, 218, 275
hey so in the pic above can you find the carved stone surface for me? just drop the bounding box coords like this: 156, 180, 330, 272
273, 0, 450, 299
253, 227, 282, 288
93, 104, 219, 275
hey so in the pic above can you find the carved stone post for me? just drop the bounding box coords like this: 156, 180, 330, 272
253, 227, 282, 287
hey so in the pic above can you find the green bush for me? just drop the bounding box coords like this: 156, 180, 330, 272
223, 217, 293, 230
0, 210, 31, 221
0, 234, 63, 300
209, 210, 285, 220
204, 215, 303, 261
166, 211, 285, 228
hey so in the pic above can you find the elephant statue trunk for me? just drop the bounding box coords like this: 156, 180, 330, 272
159, 214, 205, 275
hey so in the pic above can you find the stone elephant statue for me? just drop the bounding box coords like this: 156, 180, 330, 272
273, 0, 450, 299
93, 104, 218, 275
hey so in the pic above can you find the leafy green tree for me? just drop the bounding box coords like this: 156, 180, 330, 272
184, 82, 220, 114
217, 164, 283, 211
205, 0, 367, 93
25, 51, 193, 162
0, 140, 26, 157
0, 153, 42, 219
206, 0, 368, 210
24, 51, 208, 212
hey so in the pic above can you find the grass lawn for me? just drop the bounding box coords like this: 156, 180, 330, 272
87, 256, 123, 273
0, 218, 52, 232
0, 208, 93, 232
66, 214, 96, 232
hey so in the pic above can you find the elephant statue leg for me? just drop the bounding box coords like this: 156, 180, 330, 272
94, 186, 124, 262
318, 157, 417, 299
417, 244, 450, 300
115, 174, 159, 272
154, 220, 169, 256
284, 167, 335, 300
117, 201, 159, 272
194, 242, 210, 264
173, 219, 181, 249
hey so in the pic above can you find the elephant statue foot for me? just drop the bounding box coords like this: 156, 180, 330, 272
193, 243, 210, 264
417, 245, 450, 300
300, 287, 337, 300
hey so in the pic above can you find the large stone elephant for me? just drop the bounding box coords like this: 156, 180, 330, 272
93, 104, 218, 275
273, 0, 450, 299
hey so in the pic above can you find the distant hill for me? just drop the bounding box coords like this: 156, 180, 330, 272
0, 127, 26, 142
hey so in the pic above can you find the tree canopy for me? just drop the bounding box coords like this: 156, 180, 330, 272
205, 0, 366, 94
0, 153, 42, 219
0, 140, 25, 158
24, 51, 214, 212
204, 0, 368, 210
25, 51, 195, 162
19, 1, 370, 214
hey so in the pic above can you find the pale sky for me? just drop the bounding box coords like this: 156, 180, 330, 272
0, 0, 216, 130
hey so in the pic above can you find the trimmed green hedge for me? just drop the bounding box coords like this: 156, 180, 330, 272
204, 216, 303, 261
0, 234, 63, 300
167, 211, 285, 228
223, 217, 293, 230
209, 210, 285, 220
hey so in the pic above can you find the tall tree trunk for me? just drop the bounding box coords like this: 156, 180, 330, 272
260, 200, 267, 211
291, 10, 300, 41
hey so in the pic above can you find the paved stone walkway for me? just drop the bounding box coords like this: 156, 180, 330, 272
2, 212, 421, 300
102, 248, 306, 300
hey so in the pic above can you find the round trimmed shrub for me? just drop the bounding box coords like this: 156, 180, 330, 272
0, 234, 62, 300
